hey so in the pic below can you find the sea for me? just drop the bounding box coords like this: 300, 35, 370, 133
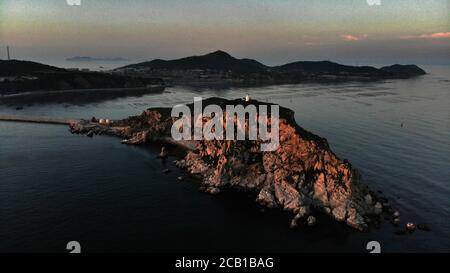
0, 65, 449, 252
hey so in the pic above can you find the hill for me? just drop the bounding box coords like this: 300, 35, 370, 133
0, 60, 63, 77
124, 50, 269, 74
0, 60, 164, 95
117, 51, 426, 84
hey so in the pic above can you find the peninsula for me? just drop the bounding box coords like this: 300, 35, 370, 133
67, 97, 399, 231
0, 60, 165, 98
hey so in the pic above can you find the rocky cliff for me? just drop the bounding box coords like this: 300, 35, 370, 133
70, 98, 388, 231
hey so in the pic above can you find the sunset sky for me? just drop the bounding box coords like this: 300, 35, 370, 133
0, 0, 449, 65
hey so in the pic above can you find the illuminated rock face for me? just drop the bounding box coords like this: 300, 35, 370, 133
176, 112, 374, 231
70, 97, 378, 231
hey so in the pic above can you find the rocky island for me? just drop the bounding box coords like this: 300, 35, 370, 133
66, 56, 129, 62
68, 97, 398, 231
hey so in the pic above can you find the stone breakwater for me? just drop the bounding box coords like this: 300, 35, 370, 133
69, 97, 396, 231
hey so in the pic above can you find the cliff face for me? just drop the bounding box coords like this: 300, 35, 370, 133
175, 122, 373, 230
70, 98, 379, 231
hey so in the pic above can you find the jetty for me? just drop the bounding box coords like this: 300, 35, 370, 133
0, 115, 79, 125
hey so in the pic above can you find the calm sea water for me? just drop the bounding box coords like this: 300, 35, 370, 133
0, 65, 449, 253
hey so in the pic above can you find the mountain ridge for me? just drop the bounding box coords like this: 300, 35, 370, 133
118, 50, 426, 82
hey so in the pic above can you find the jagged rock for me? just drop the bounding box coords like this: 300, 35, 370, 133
346, 207, 367, 231
364, 194, 373, 205
122, 131, 149, 144
332, 206, 347, 222
207, 187, 220, 195
185, 153, 210, 175
294, 206, 310, 220
374, 202, 383, 215
159, 146, 168, 158
256, 186, 278, 209
175, 159, 186, 168
307, 216, 317, 226
274, 180, 302, 212
290, 218, 298, 229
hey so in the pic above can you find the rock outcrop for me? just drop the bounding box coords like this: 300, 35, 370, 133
69, 97, 383, 231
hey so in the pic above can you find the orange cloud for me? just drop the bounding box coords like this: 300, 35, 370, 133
341, 34, 368, 41
400, 32, 450, 39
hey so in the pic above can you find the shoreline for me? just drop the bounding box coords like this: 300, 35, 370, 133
0, 86, 165, 99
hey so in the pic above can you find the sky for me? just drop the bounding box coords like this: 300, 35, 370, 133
0, 0, 449, 66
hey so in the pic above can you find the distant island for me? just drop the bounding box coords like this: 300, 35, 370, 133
115, 50, 426, 85
66, 56, 129, 62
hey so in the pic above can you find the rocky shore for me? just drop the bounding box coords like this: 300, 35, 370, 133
69, 97, 399, 231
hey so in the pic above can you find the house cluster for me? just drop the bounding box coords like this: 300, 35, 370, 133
0, 75, 39, 83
